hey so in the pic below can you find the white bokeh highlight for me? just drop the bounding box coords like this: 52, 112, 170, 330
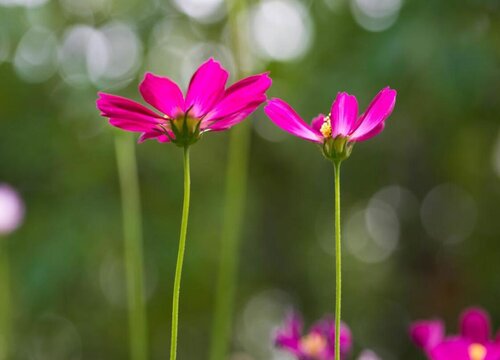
0, 184, 24, 236
14, 27, 58, 83
420, 183, 477, 244
357, 349, 382, 360
346, 200, 400, 263
249, 0, 313, 62
237, 289, 293, 359
172, 0, 225, 24
0, 0, 47, 7
351, 0, 403, 32
59, 23, 142, 88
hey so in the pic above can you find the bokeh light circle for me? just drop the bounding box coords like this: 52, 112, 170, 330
346, 201, 400, 263
59, 23, 141, 88
358, 350, 382, 360
420, 183, 477, 244
351, 0, 403, 32
59, 25, 102, 87
14, 27, 58, 83
91, 22, 143, 88
0, 0, 48, 7
249, 0, 313, 62
369, 185, 419, 221
172, 0, 225, 24
237, 289, 292, 358
0, 184, 24, 235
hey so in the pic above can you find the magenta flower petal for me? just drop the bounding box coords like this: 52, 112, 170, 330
185, 58, 228, 118
264, 98, 323, 143
410, 320, 445, 351
202, 72, 271, 128
275, 313, 303, 353
139, 73, 185, 118
349, 122, 385, 142
311, 114, 326, 133
460, 308, 491, 344
204, 97, 266, 131
430, 339, 471, 360
97, 92, 163, 132
330, 92, 358, 137
138, 129, 172, 143
349, 87, 396, 140
109, 118, 159, 132
310, 318, 352, 357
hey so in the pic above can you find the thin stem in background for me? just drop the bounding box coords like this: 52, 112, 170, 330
333, 161, 342, 360
170, 146, 191, 360
209, 0, 251, 359
114, 133, 149, 360
0, 240, 11, 360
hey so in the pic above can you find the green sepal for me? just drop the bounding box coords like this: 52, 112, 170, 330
321, 136, 353, 163
170, 114, 202, 147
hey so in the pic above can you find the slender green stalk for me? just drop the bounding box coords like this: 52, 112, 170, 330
114, 133, 148, 360
170, 146, 191, 360
209, 1, 250, 359
0, 239, 11, 360
333, 161, 342, 360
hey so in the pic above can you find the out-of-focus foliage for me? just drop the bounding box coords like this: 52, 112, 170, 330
0, 0, 499, 359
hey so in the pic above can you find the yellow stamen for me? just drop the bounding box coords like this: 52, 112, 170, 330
300, 333, 327, 358
320, 115, 332, 138
469, 343, 487, 360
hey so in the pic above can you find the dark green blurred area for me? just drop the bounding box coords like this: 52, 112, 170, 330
1, 0, 500, 359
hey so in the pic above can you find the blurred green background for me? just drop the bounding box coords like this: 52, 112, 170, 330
1, 0, 500, 359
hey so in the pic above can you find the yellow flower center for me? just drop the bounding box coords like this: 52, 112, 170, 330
469, 343, 487, 360
320, 116, 332, 138
300, 333, 327, 358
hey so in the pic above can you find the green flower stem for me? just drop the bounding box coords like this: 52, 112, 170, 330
170, 146, 191, 360
209, 0, 250, 359
114, 133, 149, 360
333, 161, 342, 360
0, 239, 12, 360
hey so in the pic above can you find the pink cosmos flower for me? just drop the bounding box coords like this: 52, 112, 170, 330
410, 307, 500, 360
0, 184, 25, 235
96, 58, 271, 146
275, 312, 352, 360
264, 88, 396, 161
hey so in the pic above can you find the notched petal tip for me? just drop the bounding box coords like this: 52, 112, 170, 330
185, 58, 229, 118
139, 71, 185, 118
348, 86, 396, 141
410, 320, 445, 351
460, 307, 491, 343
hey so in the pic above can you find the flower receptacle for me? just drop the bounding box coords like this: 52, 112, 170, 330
321, 136, 353, 163
170, 115, 202, 147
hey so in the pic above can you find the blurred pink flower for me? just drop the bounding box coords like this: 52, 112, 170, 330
96, 58, 271, 146
0, 184, 24, 235
275, 312, 352, 360
264, 88, 396, 161
410, 307, 500, 360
